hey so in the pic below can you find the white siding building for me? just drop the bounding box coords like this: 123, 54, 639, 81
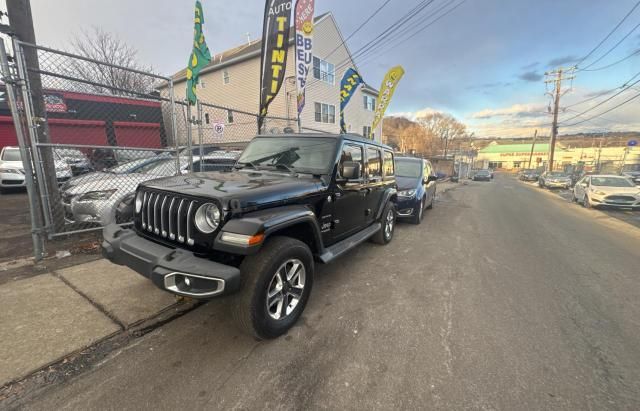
170, 12, 382, 144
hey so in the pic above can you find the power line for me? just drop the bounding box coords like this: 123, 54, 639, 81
562, 90, 640, 127
358, 0, 469, 68
304, 0, 438, 90
321, 0, 395, 62
351, 0, 454, 64
578, 21, 640, 71
574, 0, 640, 67
580, 47, 640, 71
565, 69, 640, 108
559, 68, 640, 123
312, 0, 464, 87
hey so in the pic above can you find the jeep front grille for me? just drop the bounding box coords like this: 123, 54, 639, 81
139, 190, 199, 246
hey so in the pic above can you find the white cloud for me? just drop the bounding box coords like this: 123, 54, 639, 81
469, 103, 548, 119
466, 88, 640, 138
386, 107, 448, 121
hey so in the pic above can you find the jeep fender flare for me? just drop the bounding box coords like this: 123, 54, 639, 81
214, 205, 324, 255
375, 187, 398, 220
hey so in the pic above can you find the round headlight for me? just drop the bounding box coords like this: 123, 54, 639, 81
135, 191, 144, 213
195, 203, 221, 233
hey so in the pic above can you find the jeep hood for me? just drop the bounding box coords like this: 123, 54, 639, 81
140, 170, 325, 209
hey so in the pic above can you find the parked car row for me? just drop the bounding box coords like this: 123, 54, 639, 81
571, 175, 640, 210
538, 171, 572, 189
0, 146, 72, 192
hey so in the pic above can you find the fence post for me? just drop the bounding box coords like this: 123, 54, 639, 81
0, 41, 45, 261
168, 78, 180, 174
13, 39, 55, 235
186, 102, 193, 171
197, 101, 204, 172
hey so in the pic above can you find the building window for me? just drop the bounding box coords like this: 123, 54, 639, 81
363, 95, 376, 111
312, 57, 335, 85
227, 109, 234, 124
366, 146, 382, 178
222, 70, 230, 85
513, 161, 521, 168
204, 113, 210, 124
362, 126, 374, 139
488, 162, 502, 169
314, 102, 335, 124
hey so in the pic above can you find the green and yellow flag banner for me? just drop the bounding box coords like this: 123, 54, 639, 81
371, 65, 405, 133
186, 1, 212, 105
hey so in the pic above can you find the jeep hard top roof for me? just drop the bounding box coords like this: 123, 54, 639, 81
254, 133, 394, 151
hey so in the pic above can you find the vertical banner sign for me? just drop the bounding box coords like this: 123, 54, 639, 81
371, 65, 405, 133
294, 0, 315, 116
339, 68, 364, 133
258, 0, 293, 131
186, 1, 212, 105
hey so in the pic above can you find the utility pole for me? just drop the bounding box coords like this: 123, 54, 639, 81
544, 67, 575, 172
527, 129, 538, 169
7, 0, 63, 231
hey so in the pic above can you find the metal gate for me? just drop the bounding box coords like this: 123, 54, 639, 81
1, 39, 185, 260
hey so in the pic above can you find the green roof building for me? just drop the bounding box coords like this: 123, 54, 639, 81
476, 142, 564, 170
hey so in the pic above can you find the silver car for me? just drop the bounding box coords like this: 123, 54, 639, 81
63, 154, 239, 225
572, 175, 640, 210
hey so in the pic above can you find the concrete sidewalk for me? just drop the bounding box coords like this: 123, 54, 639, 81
0, 259, 177, 387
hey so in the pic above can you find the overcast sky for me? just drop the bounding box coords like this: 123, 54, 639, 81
22, 0, 640, 137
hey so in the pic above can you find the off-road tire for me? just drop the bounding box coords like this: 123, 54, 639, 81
231, 236, 313, 340
371, 201, 396, 245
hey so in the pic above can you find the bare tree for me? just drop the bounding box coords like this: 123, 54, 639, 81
67, 27, 157, 96
416, 112, 467, 157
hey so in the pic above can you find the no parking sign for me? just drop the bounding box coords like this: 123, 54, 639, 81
212, 122, 225, 141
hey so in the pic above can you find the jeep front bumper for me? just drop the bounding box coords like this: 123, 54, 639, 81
102, 224, 241, 299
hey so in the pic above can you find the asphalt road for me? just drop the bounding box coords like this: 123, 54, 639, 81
17, 175, 640, 410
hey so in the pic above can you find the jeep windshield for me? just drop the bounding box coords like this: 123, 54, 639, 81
237, 137, 337, 174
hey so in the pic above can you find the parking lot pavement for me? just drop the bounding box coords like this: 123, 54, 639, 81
0, 191, 103, 283
11, 176, 640, 410
517, 178, 640, 230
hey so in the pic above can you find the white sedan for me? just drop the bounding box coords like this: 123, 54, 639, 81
572, 175, 640, 210
0, 146, 72, 192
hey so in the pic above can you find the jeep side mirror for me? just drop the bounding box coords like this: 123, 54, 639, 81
342, 161, 361, 180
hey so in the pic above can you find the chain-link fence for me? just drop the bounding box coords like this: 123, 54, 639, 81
2, 39, 328, 260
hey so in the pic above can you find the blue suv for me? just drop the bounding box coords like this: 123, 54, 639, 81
395, 156, 438, 224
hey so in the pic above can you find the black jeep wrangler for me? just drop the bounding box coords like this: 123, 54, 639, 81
102, 134, 397, 339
